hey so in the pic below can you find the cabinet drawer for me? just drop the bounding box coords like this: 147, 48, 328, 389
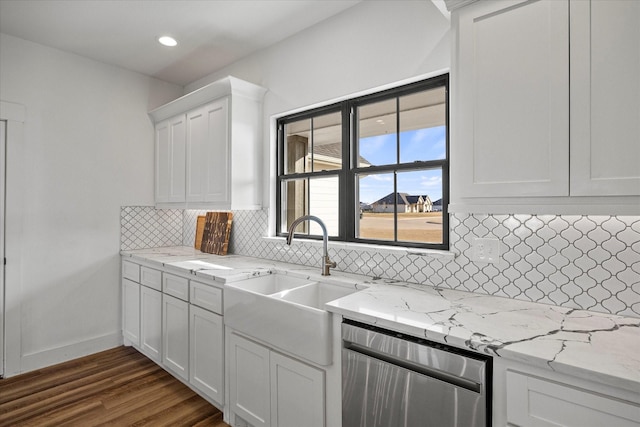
190, 281, 223, 314
122, 260, 140, 282
506, 370, 640, 427
163, 273, 189, 301
140, 266, 162, 291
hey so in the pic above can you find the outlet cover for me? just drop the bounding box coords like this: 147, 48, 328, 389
472, 237, 500, 264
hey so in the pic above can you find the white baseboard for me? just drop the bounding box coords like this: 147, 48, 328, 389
16, 332, 123, 376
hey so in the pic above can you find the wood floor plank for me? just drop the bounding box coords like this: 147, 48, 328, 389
0, 346, 229, 427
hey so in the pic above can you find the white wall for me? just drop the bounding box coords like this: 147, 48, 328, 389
0, 33, 183, 375
185, 0, 451, 209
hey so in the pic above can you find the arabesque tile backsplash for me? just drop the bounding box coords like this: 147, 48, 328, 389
121, 207, 640, 318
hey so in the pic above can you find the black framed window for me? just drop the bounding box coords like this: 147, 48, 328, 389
276, 74, 449, 250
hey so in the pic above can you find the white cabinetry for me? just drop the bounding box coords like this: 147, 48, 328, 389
186, 99, 229, 204
139, 266, 162, 362
190, 281, 224, 407
270, 351, 324, 427
228, 331, 325, 427
506, 371, 640, 427
162, 293, 189, 381
149, 76, 266, 210
229, 332, 271, 427
122, 278, 140, 346
140, 285, 162, 363
450, 0, 640, 213
570, 0, 640, 196
121, 258, 226, 410
493, 358, 640, 427
453, 0, 569, 198
155, 115, 186, 204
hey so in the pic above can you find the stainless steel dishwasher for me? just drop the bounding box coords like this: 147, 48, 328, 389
342, 320, 491, 427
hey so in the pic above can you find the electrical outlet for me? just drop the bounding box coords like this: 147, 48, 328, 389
472, 237, 500, 264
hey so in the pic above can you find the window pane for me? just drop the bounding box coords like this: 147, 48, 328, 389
311, 111, 342, 171
396, 169, 443, 244
357, 99, 397, 166
284, 119, 310, 175
281, 176, 340, 237
309, 176, 339, 236
399, 86, 446, 163
281, 178, 308, 233
356, 172, 395, 241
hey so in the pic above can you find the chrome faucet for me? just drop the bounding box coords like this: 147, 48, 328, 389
286, 215, 337, 276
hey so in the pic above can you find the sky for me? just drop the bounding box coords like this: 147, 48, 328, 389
358, 126, 446, 204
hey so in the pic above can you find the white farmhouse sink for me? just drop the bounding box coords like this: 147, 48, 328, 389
227, 273, 314, 294
272, 282, 358, 310
224, 273, 366, 366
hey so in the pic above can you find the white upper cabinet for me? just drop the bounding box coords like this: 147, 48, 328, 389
186, 99, 229, 204
450, 0, 640, 213
155, 115, 186, 204
150, 76, 266, 210
453, 0, 570, 198
570, 0, 640, 196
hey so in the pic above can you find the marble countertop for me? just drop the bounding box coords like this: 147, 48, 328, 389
121, 246, 640, 394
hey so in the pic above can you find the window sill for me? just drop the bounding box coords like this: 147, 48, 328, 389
261, 236, 456, 260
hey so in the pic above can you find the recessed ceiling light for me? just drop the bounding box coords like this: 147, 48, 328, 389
158, 36, 177, 47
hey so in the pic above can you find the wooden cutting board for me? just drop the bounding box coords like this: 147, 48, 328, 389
194, 216, 206, 249
200, 211, 233, 255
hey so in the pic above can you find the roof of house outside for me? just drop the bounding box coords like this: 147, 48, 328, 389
372, 192, 433, 205
312, 142, 371, 166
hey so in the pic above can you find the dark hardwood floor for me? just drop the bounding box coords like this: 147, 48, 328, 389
0, 345, 230, 427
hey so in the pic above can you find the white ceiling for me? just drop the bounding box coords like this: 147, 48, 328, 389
0, 0, 361, 86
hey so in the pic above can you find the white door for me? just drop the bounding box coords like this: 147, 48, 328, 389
270, 352, 325, 427
122, 279, 140, 346
140, 286, 162, 363
189, 305, 224, 405
454, 0, 569, 197
162, 294, 189, 381
570, 0, 640, 196
229, 332, 271, 427
186, 99, 229, 204
155, 115, 186, 204
0, 120, 6, 377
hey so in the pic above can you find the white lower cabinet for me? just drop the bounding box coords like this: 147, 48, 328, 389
162, 293, 189, 381
229, 332, 271, 427
140, 285, 162, 363
270, 352, 324, 427
494, 358, 640, 427
506, 371, 640, 427
122, 278, 140, 346
190, 305, 224, 406
122, 258, 227, 411
228, 331, 325, 427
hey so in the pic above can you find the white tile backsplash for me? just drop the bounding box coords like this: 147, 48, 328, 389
121, 206, 640, 318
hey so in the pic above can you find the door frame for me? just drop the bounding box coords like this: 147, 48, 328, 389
0, 100, 26, 377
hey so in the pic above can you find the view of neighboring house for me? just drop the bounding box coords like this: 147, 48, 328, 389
370, 192, 433, 213
432, 198, 443, 212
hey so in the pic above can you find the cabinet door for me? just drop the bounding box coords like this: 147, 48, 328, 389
454, 0, 569, 197
122, 278, 140, 346
270, 352, 325, 427
186, 98, 229, 204
570, 0, 640, 196
140, 286, 162, 363
506, 371, 640, 426
162, 294, 189, 381
155, 115, 186, 204
189, 305, 224, 406
229, 332, 271, 427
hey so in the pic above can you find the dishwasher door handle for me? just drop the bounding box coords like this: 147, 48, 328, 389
344, 341, 481, 393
